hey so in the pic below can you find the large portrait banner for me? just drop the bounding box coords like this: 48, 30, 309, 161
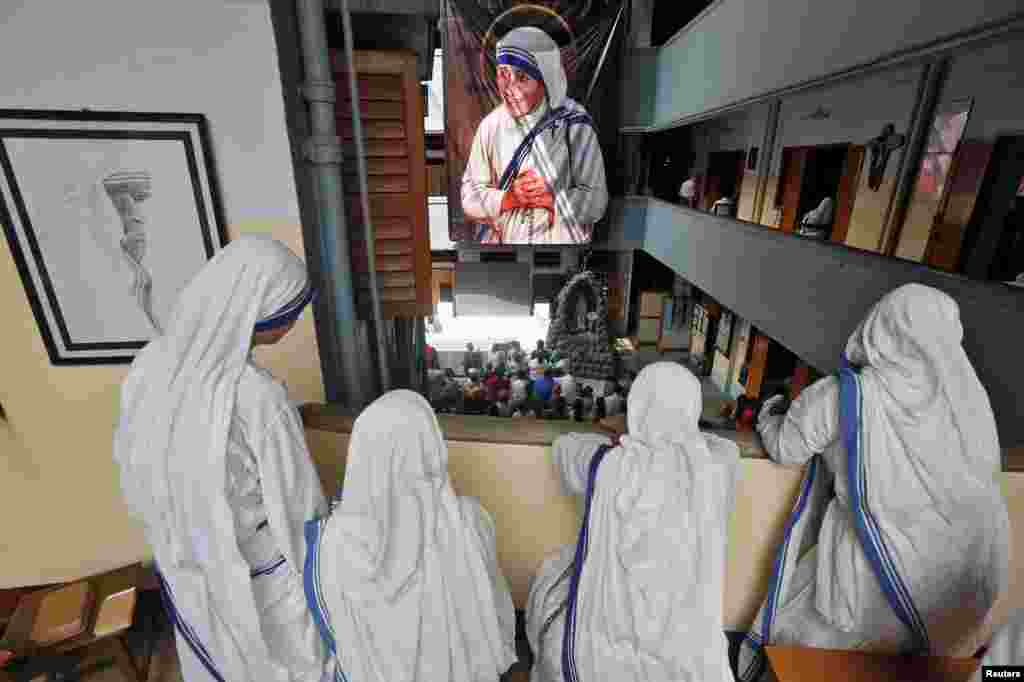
444, 0, 624, 246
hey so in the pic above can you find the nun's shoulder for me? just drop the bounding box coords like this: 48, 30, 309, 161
236, 361, 292, 424
703, 432, 741, 462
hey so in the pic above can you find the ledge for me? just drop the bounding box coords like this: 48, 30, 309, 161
300, 402, 767, 457
603, 196, 1024, 451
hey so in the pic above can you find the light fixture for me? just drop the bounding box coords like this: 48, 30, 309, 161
802, 106, 831, 121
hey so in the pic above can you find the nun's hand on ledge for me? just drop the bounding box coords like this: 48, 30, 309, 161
757, 395, 786, 427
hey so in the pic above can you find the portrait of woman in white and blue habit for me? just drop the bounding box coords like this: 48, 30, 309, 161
460, 26, 608, 245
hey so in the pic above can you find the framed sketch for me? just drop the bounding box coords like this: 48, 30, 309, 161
0, 110, 227, 364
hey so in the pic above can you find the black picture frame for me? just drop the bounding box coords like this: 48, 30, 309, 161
0, 110, 228, 365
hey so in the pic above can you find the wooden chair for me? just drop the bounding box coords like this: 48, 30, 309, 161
1, 564, 156, 682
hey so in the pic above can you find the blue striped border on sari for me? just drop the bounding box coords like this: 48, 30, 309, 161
838, 357, 930, 651
561, 444, 612, 682
156, 569, 226, 682
738, 456, 820, 682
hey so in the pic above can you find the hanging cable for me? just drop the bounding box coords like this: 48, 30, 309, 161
339, 0, 391, 393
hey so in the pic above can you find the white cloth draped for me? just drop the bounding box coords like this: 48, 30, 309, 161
461, 27, 608, 245
303, 390, 517, 682
114, 235, 327, 682
738, 283, 1010, 681
526, 362, 739, 682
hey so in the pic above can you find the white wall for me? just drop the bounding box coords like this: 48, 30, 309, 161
0, 0, 301, 225
0, 0, 322, 588
620, 0, 1021, 130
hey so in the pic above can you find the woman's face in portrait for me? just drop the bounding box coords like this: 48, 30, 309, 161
497, 65, 546, 118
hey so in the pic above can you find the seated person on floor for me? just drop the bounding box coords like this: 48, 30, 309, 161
737, 283, 1010, 681
525, 362, 740, 682
572, 384, 595, 422
528, 367, 557, 418
303, 391, 517, 682
531, 339, 551, 364
463, 342, 484, 374
554, 366, 577, 415
595, 377, 625, 419
510, 370, 530, 414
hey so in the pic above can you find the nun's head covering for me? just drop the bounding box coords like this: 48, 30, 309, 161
311, 390, 516, 681
566, 361, 738, 679
113, 235, 317, 676
843, 283, 1001, 478
116, 234, 316, 550
496, 26, 568, 110
627, 361, 702, 444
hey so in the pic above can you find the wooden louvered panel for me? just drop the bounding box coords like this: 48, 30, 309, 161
335, 75, 404, 102
358, 301, 425, 319
356, 271, 417, 288
343, 176, 410, 194
333, 50, 413, 76
334, 100, 403, 121
364, 217, 413, 240
344, 158, 409, 177
374, 254, 414, 272
339, 120, 406, 140
351, 240, 413, 260
334, 49, 432, 319
348, 139, 408, 158
364, 287, 418, 303
346, 195, 412, 219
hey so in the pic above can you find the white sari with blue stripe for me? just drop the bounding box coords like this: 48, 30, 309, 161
302, 391, 517, 682
526, 363, 739, 682
114, 236, 327, 682
738, 284, 1009, 681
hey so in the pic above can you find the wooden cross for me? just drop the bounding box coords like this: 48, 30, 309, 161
867, 124, 907, 191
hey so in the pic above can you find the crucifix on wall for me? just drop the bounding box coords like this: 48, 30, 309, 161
866, 124, 907, 191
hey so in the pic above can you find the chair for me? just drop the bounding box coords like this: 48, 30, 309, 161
1, 564, 157, 682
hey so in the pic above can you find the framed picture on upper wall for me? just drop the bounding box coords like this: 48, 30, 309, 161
0, 110, 228, 365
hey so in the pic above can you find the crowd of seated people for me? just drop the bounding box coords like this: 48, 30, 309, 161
427, 339, 634, 422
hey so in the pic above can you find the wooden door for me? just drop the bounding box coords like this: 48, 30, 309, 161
961, 137, 1024, 278
704, 174, 722, 211
744, 333, 771, 400
831, 145, 865, 244
924, 140, 995, 272
334, 50, 432, 319
779, 147, 808, 232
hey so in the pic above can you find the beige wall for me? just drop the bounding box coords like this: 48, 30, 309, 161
307, 426, 1024, 652
0, 0, 323, 588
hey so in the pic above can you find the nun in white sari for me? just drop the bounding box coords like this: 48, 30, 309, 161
738, 283, 1010, 681
303, 390, 518, 682
114, 235, 328, 682
461, 26, 608, 246
525, 362, 740, 682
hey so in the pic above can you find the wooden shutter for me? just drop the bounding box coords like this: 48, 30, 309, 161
333, 50, 431, 319
831, 145, 865, 244
924, 140, 995, 272
779, 147, 808, 233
